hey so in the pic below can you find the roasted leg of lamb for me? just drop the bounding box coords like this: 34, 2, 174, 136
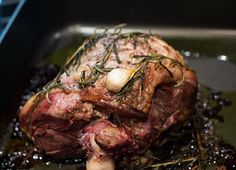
19, 28, 197, 170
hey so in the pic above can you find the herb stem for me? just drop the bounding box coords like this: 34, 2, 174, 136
193, 116, 206, 161
148, 157, 196, 168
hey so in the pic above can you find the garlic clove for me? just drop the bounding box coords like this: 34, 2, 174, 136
105, 68, 134, 93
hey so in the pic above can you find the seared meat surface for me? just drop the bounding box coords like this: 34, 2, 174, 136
19, 29, 197, 169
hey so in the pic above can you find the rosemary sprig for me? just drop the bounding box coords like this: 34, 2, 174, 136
117, 54, 187, 98
148, 157, 196, 168
113, 23, 127, 34
30, 24, 128, 105
77, 43, 114, 88
193, 113, 207, 161
41, 82, 64, 103
63, 27, 152, 91
138, 54, 186, 84
117, 62, 147, 97
119, 32, 150, 48
36, 25, 187, 102
113, 42, 121, 64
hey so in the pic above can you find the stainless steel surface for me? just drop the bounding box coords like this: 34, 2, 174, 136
50, 24, 236, 38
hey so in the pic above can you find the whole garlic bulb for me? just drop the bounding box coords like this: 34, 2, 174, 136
105, 68, 134, 93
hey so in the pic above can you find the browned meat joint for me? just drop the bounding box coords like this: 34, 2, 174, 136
19, 27, 197, 170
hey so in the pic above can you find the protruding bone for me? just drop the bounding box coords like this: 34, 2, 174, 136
86, 135, 115, 170
86, 156, 115, 170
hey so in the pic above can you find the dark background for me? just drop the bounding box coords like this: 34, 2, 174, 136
22, 0, 236, 29
0, 0, 236, 119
